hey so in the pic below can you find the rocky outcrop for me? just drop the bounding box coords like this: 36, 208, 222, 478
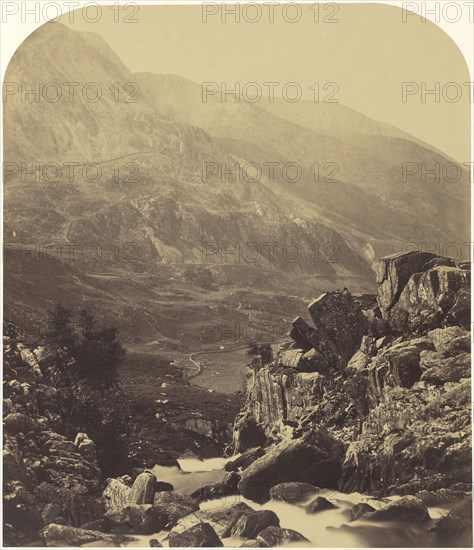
232, 251, 471, 514
3, 332, 105, 546
238, 428, 344, 503
41, 523, 128, 547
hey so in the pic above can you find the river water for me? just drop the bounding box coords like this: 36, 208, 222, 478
122, 456, 450, 548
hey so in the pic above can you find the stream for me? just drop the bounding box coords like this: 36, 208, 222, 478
123, 456, 450, 548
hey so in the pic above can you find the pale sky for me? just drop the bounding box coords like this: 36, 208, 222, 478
63, 3, 470, 161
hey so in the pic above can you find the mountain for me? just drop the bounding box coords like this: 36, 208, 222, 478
3, 23, 470, 365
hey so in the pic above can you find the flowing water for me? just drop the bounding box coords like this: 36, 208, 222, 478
123, 456, 450, 548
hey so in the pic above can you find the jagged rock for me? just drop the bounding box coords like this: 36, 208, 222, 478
191, 471, 240, 501
104, 504, 166, 535
350, 502, 376, 521
427, 326, 468, 354
103, 478, 132, 510
420, 352, 470, 384
41, 523, 124, 546
363, 496, 430, 522
367, 337, 434, 403
152, 491, 199, 527
389, 265, 470, 333
306, 496, 336, 514
291, 317, 320, 349
4, 413, 39, 435
168, 521, 223, 547
238, 429, 344, 503
375, 251, 442, 314
225, 447, 265, 472
279, 349, 304, 369
347, 350, 371, 372
231, 510, 280, 539
256, 526, 308, 547
307, 290, 368, 363
173, 502, 253, 538
269, 482, 318, 504
130, 472, 157, 505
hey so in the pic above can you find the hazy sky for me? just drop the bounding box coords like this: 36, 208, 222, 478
65, 3, 470, 161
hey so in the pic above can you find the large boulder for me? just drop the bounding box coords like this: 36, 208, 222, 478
375, 251, 441, 315
41, 523, 125, 547
363, 496, 430, 523
307, 290, 369, 364
434, 497, 472, 547
168, 521, 223, 547
256, 526, 308, 547
231, 510, 280, 539
130, 472, 157, 505
103, 478, 132, 510
306, 496, 336, 514
238, 429, 344, 503
173, 502, 254, 538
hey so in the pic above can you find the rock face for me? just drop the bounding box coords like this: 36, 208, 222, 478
41, 523, 125, 547
232, 251, 471, 513
269, 482, 319, 504
362, 496, 430, 523
238, 429, 344, 503
130, 472, 157, 505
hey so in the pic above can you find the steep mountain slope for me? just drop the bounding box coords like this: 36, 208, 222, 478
3, 22, 470, 359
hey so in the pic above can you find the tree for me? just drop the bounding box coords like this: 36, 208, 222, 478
45, 303, 73, 348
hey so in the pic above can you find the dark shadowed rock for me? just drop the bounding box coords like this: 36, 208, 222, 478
168, 521, 223, 548
191, 471, 240, 502
363, 496, 430, 523
104, 504, 166, 535
238, 429, 344, 503
350, 503, 376, 521
257, 526, 309, 547
152, 491, 199, 527
269, 482, 318, 504
155, 481, 174, 492
434, 496, 472, 547
231, 510, 280, 539
306, 496, 336, 514
149, 538, 162, 547
130, 472, 157, 505
225, 448, 265, 472
4, 413, 39, 435
307, 290, 368, 364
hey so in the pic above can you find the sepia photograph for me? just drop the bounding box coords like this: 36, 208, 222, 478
1, 1, 472, 547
